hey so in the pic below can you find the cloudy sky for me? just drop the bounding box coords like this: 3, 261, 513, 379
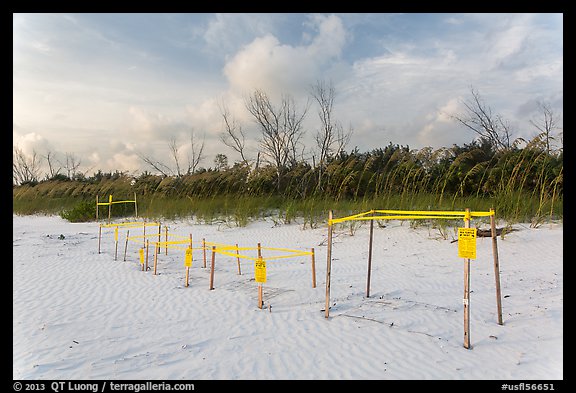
13, 13, 563, 176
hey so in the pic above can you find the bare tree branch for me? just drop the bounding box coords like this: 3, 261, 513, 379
187, 129, 205, 174
218, 100, 249, 166
13, 146, 42, 185
60, 152, 82, 179
245, 89, 308, 190
310, 79, 353, 189
529, 101, 562, 154
43, 151, 62, 179
451, 86, 513, 152
138, 152, 173, 177
168, 137, 182, 177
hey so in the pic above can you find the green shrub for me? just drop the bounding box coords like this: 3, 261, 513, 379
60, 201, 96, 222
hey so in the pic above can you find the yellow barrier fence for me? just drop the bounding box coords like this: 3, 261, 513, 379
98, 220, 161, 259
125, 230, 317, 305
329, 209, 494, 225
324, 207, 503, 350
96, 194, 138, 223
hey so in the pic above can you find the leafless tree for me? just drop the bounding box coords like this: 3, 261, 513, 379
186, 129, 205, 174
13, 146, 42, 185
245, 89, 309, 190
43, 151, 62, 179
138, 152, 172, 177
310, 79, 352, 188
529, 101, 562, 155
218, 101, 249, 166
168, 137, 183, 177
451, 86, 513, 152
139, 130, 205, 177
61, 152, 82, 179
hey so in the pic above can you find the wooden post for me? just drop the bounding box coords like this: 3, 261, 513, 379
311, 248, 316, 288
257, 243, 263, 308
490, 207, 504, 325
96, 195, 99, 221
325, 210, 334, 318
165, 226, 168, 255
157, 224, 161, 257
463, 208, 471, 349
202, 238, 207, 268
108, 194, 112, 224
185, 234, 192, 288
366, 211, 374, 297
114, 227, 119, 261
143, 221, 146, 248
123, 230, 130, 261
134, 192, 138, 218
153, 242, 159, 275
236, 243, 242, 275
209, 246, 216, 290
98, 224, 102, 254
145, 240, 149, 271
258, 283, 263, 309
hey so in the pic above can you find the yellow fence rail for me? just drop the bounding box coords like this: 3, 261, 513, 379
329, 209, 494, 225
324, 207, 503, 350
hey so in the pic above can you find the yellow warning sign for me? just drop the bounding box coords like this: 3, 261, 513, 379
458, 228, 477, 260
255, 258, 266, 283
139, 248, 144, 265
185, 247, 192, 267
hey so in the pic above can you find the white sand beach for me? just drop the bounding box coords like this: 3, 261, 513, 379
13, 214, 563, 380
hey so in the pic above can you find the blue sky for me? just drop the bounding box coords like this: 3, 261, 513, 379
13, 13, 563, 176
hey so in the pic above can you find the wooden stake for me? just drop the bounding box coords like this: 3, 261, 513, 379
463, 208, 471, 349
258, 284, 263, 309
153, 242, 158, 275
157, 224, 161, 256
257, 244, 263, 308
325, 210, 334, 318
311, 248, 316, 288
108, 194, 112, 224
123, 230, 130, 261
98, 224, 102, 254
366, 211, 374, 297
165, 226, 168, 255
145, 240, 149, 271
134, 192, 138, 218
490, 207, 504, 325
185, 234, 192, 288
236, 243, 242, 275
202, 238, 207, 268
143, 221, 146, 248
209, 246, 216, 290
96, 195, 99, 221
114, 227, 118, 261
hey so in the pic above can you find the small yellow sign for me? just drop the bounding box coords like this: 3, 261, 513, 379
458, 228, 477, 260
185, 247, 192, 267
139, 248, 144, 265
114, 227, 118, 242
255, 258, 266, 283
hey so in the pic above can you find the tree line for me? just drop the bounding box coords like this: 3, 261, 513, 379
14, 83, 562, 213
